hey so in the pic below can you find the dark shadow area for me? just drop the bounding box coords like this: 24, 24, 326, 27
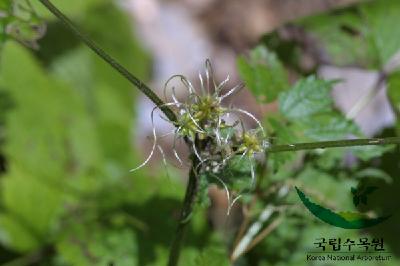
361, 128, 400, 256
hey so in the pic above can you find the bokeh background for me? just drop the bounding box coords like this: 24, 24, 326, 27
1, 0, 400, 265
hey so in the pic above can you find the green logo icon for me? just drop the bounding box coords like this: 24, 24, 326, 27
295, 186, 391, 229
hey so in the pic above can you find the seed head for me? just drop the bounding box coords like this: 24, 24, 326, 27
131, 59, 269, 214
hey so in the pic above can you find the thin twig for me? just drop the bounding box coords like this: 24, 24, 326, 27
267, 137, 400, 153
230, 185, 290, 261
244, 216, 284, 254
38, 0, 177, 123
230, 205, 275, 261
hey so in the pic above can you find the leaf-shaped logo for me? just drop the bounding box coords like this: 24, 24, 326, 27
296, 186, 390, 229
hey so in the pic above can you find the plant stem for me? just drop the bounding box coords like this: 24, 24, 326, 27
38, 0, 177, 123
167, 155, 200, 266
267, 137, 400, 153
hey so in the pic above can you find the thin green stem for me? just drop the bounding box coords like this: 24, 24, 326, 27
167, 155, 200, 266
267, 137, 400, 153
38, 0, 177, 123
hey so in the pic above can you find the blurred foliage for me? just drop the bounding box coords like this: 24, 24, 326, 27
0, 0, 400, 265
300, 0, 400, 68
0, 1, 221, 265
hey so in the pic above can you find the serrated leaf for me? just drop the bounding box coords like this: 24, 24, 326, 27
237, 45, 289, 103
279, 76, 334, 120
301, 112, 359, 141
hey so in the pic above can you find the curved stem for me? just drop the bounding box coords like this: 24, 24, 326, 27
267, 137, 400, 153
167, 155, 200, 266
38, 0, 177, 123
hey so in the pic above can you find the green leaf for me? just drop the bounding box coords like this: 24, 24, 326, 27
361, 0, 400, 66
0, 41, 93, 181
237, 46, 289, 103
0, 4, 155, 263
350, 145, 394, 161
278, 76, 334, 120
295, 166, 356, 209
0, 0, 11, 10
299, 0, 400, 68
301, 112, 359, 141
47, 3, 150, 166
56, 228, 137, 266
266, 116, 298, 172
301, 11, 376, 67
0, 213, 40, 253
266, 116, 298, 144
0, 166, 63, 252
0, 41, 104, 251
194, 246, 230, 266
